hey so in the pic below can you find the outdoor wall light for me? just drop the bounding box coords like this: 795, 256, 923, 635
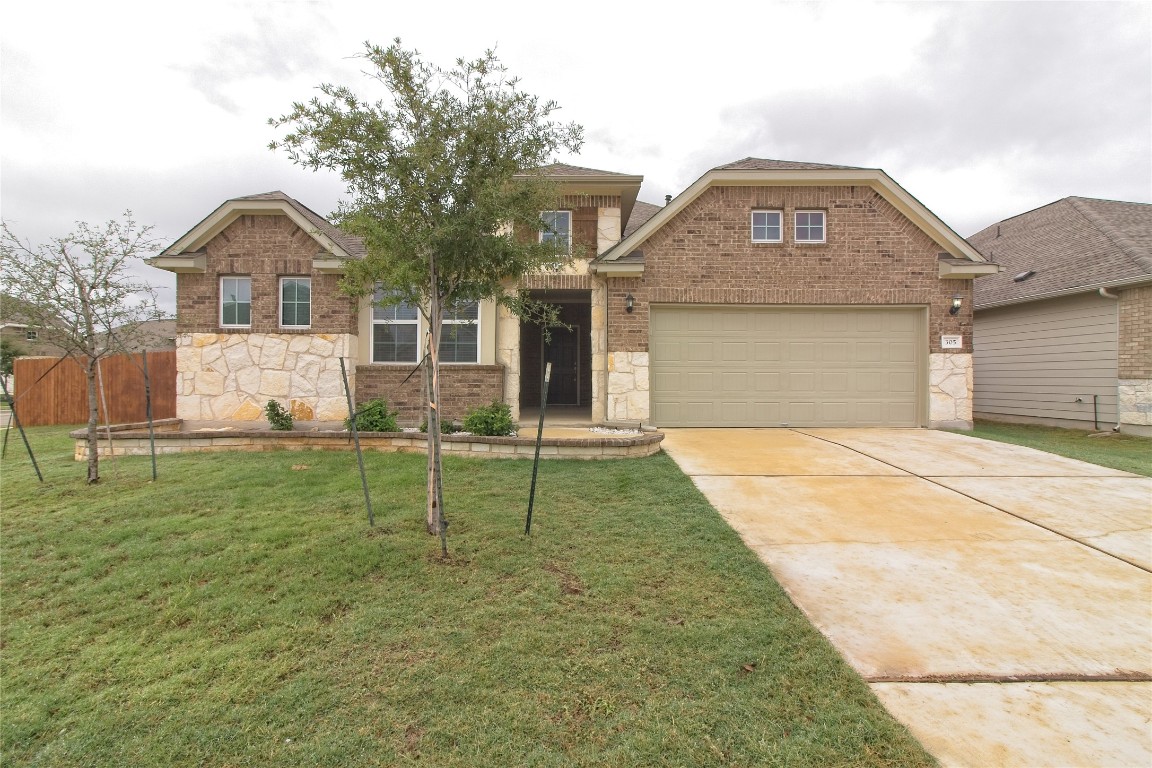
625, 293, 634, 313
949, 295, 964, 315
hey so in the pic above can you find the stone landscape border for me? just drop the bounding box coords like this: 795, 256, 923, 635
71, 419, 664, 461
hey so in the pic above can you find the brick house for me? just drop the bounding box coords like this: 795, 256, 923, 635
150, 158, 995, 428
967, 197, 1152, 435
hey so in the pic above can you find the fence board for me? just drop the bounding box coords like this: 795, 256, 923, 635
12, 351, 176, 426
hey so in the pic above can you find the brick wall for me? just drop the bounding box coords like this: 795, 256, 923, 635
609, 185, 972, 352
1118, 284, 1152, 378
176, 215, 357, 335
354, 364, 505, 426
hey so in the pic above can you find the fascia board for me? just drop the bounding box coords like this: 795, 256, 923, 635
147, 254, 207, 273
161, 200, 354, 259
938, 261, 1002, 278
603, 168, 986, 264
591, 261, 644, 277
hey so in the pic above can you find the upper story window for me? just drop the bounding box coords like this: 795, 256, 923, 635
794, 211, 826, 243
280, 277, 311, 328
220, 276, 252, 327
540, 210, 571, 253
751, 210, 783, 243
25, 329, 38, 341
440, 301, 479, 364
372, 289, 420, 363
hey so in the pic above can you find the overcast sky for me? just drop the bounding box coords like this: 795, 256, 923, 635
3, 0, 1149, 315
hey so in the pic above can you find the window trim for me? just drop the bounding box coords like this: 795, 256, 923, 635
794, 210, 826, 244
539, 210, 572, 254
750, 210, 783, 243
220, 276, 252, 328
440, 300, 480, 365
279, 276, 312, 329
25, 329, 38, 341
370, 289, 421, 364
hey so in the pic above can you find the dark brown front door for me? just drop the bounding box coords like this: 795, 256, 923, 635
543, 325, 580, 405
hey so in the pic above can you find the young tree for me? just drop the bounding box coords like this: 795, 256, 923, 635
271, 40, 583, 554
1, 214, 163, 483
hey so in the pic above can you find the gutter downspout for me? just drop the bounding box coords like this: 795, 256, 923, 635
1098, 287, 1119, 299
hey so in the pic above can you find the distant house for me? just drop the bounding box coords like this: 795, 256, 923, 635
99, 319, 177, 354
149, 159, 993, 428
0, 293, 66, 358
968, 197, 1152, 435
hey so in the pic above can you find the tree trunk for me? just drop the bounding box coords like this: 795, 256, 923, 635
425, 260, 448, 556
86, 359, 100, 484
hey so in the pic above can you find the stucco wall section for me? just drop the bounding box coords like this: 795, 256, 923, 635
177, 332, 354, 421
607, 351, 650, 423
929, 352, 973, 429
1118, 379, 1152, 435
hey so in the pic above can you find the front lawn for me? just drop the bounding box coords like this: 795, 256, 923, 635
2, 427, 934, 767
962, 420, 1151, 477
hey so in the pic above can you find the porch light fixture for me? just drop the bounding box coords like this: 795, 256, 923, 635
949, 295, 963, 315
625, 293, 634, 314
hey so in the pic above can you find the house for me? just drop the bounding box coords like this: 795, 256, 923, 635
149, 158, 995, 428
967, 197, 1152, 435
0, 293, 68, 358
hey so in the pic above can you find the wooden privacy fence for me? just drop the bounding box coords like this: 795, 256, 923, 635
12, 351, 176, 426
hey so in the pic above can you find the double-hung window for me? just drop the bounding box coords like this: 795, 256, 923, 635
280, 277, 311, 328
25, 329, 38, 341
540, 210, 571, 253
794, 211, 826, 243
372, 289, 420, 363
221, 276, 252, 327
751, 210, 783, 243
440, 301, 479, 363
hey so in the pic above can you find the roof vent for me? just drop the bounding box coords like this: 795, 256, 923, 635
1013, 270, 1036, 282
665, 194, 672, 205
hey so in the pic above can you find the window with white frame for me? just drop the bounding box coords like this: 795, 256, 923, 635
25, 329, 38, 341
794, 211, 826, 243
372, 289, 420, 363
440, 300, 479, 363
540, 210, 571, 253
751, 210, 783, 242
280, 277, 311, 328
220, 276, 252, 327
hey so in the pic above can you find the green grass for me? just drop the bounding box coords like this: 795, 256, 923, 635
961, 420, 1151, 477
2, 427, 935, 767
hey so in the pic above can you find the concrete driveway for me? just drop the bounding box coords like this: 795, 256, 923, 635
661, 428, 1152, 768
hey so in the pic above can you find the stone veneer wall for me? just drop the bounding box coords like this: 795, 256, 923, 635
1118, 380, 1151, 436
355, 364, 504, 426
607, 351, 650, 423
176, 333, 354, 421
929, 353, 973, 429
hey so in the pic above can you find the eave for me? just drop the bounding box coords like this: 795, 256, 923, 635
147, 253, 207, 273
938, 257, 1002, 279
159, 199, 356, 261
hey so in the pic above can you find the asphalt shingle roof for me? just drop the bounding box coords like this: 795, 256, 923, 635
712, 157, 865, 171
967, 196, 1152, 308
533, 163, 636, 177
623, 200, 663, 238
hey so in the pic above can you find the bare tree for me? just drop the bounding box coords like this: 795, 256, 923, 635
1, 213, 163, 483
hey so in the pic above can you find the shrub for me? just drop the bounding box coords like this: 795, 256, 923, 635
264, 400, 294, 431
462, 401, 516, 436
347, 398, 399, 433
419, 417, 459, 434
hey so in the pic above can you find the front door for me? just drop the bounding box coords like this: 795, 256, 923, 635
543, 325, 580, 405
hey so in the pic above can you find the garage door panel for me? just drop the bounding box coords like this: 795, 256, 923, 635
651, 306, 923, 428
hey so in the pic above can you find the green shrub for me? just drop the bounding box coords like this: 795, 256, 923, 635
264, 400, 293, 431
419, 417, 459, 434
347, 398, 399, 433
462, 401, 516, 436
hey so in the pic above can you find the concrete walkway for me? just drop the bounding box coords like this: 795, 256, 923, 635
661, 428, 1152, 768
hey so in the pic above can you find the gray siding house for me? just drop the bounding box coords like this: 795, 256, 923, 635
968, 197, 1152, 435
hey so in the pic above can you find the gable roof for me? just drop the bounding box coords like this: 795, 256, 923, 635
157, 191, 365, 260
595, 157, 986, 270
623, 200, 663, 237
534, 162, 636, 177
968, 196, 1152, 309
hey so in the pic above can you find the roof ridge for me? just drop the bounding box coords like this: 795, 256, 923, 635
1067, 197, 1152, 274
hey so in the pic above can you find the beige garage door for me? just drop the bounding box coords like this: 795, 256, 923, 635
650, 306, 924, 428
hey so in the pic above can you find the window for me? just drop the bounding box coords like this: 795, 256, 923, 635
540, 210, 571, 253
220, 277, 252, 327
440, 301, 479, 363
795, 211, 826, 243
25, 329, 38, 341
372, 289, 420, 363
280, 277, 311, 328
751, 210, 782, 242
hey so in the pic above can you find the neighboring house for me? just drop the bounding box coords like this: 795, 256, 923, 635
0, 293, 67, 358
98, 318, 178, 354
149, 158, 994, 428
967, 197, 1152, 435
